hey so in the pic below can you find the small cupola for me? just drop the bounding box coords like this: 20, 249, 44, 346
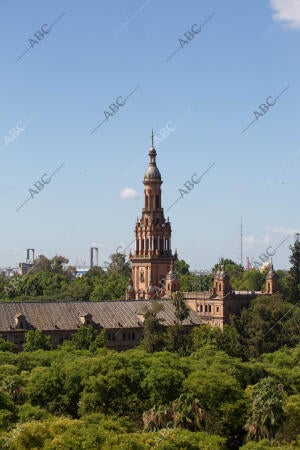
79, 313, 93, 326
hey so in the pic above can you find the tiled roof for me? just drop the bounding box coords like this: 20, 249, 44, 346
0, 300, 201, 331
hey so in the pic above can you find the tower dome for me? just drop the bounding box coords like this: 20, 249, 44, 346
144, 147, 161, 181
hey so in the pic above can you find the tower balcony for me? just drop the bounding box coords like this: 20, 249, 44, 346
134, 249, 173, 258
142, 207, 164, 214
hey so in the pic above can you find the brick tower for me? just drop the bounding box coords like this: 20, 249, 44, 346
126, 136, 178, 300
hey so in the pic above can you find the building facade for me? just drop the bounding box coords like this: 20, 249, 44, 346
184, 264, 280, 329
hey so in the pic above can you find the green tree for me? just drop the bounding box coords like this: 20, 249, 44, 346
18, 403, 50, 423
30, 254, 74, 278
172, 291, 190, 324
23, 330, 52, 352
89, 330, 108, 352
106, 252, 131, 278
30, 254, 51, 272
212, 258, 243, 277
192, 324, 221, 349
184, 365, 246, 439
235, 270, 266, 291
174, 259, 213, 292
90, 274, 128, 300
85, 266, 105, 278
141, 353, 185, 405
19, 271, 67, 297
211, 259, 245, 290
141, 302, 166, 353
0, 337, 16, 352
246, 377, 284, 441
276, 394, 300, 442
174, 259, 190, 275
286, 239, 300, 304
192, 324, 242, 358
172, 393, 205, 431
60, 278, 91, 301
70, 326, 96, 350
168, 292, 190, 355
191, 274, 213, 292
231, 294, 300, 359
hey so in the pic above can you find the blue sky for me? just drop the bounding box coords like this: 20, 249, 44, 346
0, 0, 299, 271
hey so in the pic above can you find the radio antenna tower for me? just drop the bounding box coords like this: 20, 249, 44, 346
240, 217, 243, 267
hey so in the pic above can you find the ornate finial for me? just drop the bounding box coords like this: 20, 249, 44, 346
151, 129, 154, 148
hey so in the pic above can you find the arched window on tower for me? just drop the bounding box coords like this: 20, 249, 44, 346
145, 195, 148, 209
160, 238, 164, 252
156, 194, 160, 208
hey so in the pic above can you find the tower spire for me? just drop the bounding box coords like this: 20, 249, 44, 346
127, 137, 176, 300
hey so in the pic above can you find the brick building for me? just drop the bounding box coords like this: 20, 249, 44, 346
125, 139, 280, 329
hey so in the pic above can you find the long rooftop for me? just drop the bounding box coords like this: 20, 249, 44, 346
0, 300, 201, 331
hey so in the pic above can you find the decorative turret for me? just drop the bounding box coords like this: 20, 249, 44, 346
213, 264, 232, 297
145, 279, 156, 300
165, 260, 179, 297
126, 280, 135, 300
265, 263, 279, 294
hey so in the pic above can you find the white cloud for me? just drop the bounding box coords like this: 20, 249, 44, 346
270, 0, 300, 29
243, 227, 298, 248
119, 188, 139, 199
90, 242, 105, 248
244, 235, 260, 246
267, 226, 299, 236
